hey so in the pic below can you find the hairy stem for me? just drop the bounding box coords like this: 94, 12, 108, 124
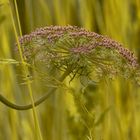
0, 70, 70, 110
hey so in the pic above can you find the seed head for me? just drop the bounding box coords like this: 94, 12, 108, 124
16, 25, 140, 84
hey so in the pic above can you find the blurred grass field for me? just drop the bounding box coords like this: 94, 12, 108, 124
0, 0, 140, 140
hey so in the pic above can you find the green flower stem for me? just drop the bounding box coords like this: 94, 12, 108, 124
0, 70, 71, 110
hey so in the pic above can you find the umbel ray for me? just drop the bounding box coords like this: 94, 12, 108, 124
0, 25, 140, 110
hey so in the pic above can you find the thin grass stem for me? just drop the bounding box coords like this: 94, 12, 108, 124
9, 1, 43, 139
0, 69, 70, 110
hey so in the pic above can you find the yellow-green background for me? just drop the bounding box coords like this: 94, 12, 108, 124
0, 0, 140, 140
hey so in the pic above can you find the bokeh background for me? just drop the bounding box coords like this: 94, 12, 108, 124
0, 0, 140, 140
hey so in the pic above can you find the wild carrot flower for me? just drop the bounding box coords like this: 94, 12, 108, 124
17, 25, 140, 85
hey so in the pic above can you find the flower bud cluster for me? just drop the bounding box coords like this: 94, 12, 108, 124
96, 38, 138, 67
18, 25, 139, 69
19, 25, 103, 45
